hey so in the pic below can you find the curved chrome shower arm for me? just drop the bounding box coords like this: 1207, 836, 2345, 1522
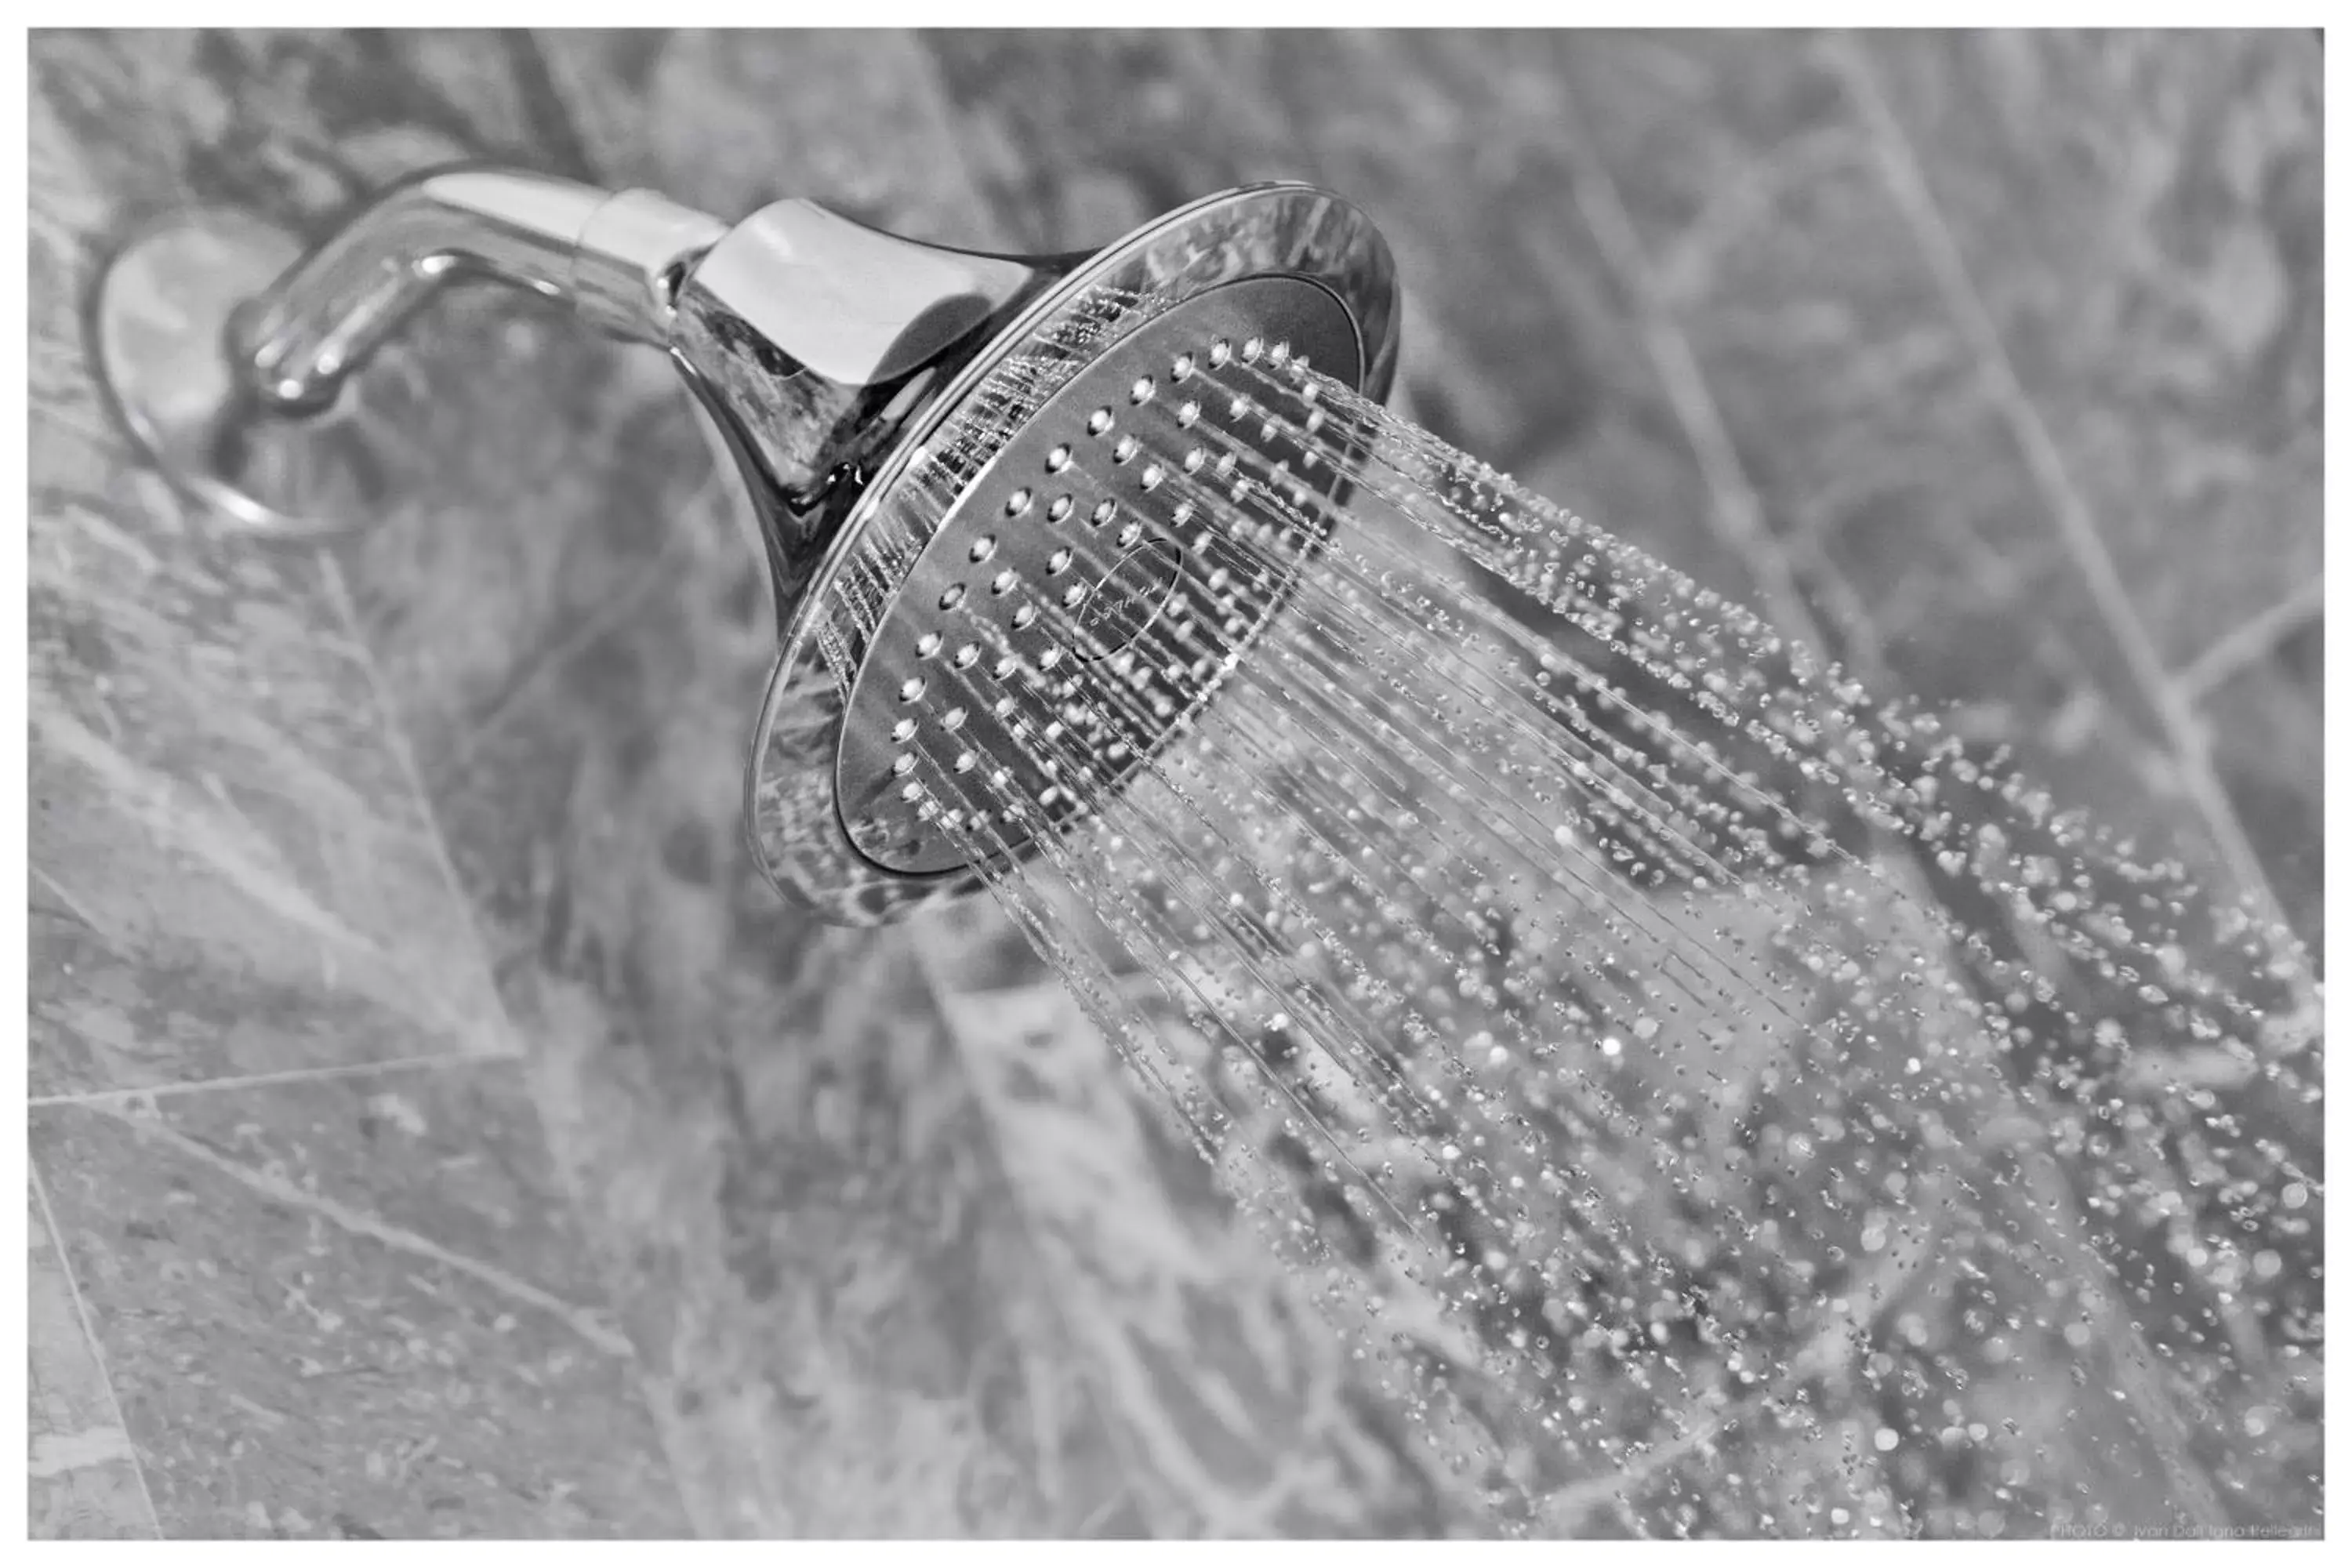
92, 158, 1072, 561
234, 166, 729, 413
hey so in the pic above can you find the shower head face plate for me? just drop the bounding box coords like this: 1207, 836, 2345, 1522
748, 183, 1399, 925
834, 278, 1361, 877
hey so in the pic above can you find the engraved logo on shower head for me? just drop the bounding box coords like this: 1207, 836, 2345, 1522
1076, 539, 1182, 659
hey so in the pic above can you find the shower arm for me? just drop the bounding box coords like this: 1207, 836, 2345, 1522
116, 163, 1079, 590
233, 167, 733, 413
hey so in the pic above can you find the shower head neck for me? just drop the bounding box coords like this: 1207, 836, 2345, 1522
662, 195, 1085, 615
190, 168, 1080, 557
89, 163, 1401, 924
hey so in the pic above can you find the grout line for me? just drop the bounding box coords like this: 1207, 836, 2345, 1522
1550, 78, 1837, 681
500, 27, 600, 184
63, 1098, 635, 1359
31, 702, 397, 978
30, 1047, 521, 1110
1826, 37, 2317, 1007
906, 930, 1147, 1523
29, 863, 120, 946
321, 502, 706, 1544
2173, 575, 2325, 703
430, 524, 701, 788
30, 1161, 165, 1540
1550, 53, 2236, 1530
1653, 124, 1867, 307
438, 41, 727, 1543
314, 552, 527, 1063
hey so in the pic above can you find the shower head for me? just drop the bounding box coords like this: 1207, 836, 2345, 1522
753, 188, 1399, 924
89, 165, 1401, 924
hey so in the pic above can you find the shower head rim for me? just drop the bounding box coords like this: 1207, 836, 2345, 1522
744, 180, 1400, 926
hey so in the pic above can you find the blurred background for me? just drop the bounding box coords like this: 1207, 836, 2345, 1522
27, 30, 2321, 1538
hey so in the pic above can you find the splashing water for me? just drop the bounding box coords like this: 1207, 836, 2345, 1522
826, 292, 2322, 1537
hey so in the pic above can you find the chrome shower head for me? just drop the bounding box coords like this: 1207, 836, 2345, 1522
89, 166, 1401, 924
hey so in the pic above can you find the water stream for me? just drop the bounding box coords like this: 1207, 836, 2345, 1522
849, 316, 2321, 1537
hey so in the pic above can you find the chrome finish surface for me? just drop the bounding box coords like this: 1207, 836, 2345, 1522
666, 201, 1071, 613
748, 183, 1399, 924
92, 167, 730, 539
89, 212, 344, 538
238, 167, 727, 412
87, 164, 1399, 926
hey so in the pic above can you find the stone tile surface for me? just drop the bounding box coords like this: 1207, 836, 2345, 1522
1552, 31, 2321, 944
31, 1069, 688, 1539
279, 29, 1461, 1533
26, 25, 2321, 1541
27, 31, 516, 1098
29, 1185, 158, 1539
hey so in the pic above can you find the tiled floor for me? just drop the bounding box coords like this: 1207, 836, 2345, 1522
27, 29, 2320, 1538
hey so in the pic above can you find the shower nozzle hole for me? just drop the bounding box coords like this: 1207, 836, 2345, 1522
1208, 338, 1231, 367
990, 568, 1018, 595
1045, 444, 1073, 473
898, 677, 926, 703
968, 536, 996, 564
915, 631, 942, 659
1087, 407, 1113, 435
1112, 435, 1139, 465
1004, 488, 1033, 517
1129, 376, 1155, 405
938, 583, 966, 610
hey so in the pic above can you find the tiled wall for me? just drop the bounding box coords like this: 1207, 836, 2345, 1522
27, 29, 2320, 1538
